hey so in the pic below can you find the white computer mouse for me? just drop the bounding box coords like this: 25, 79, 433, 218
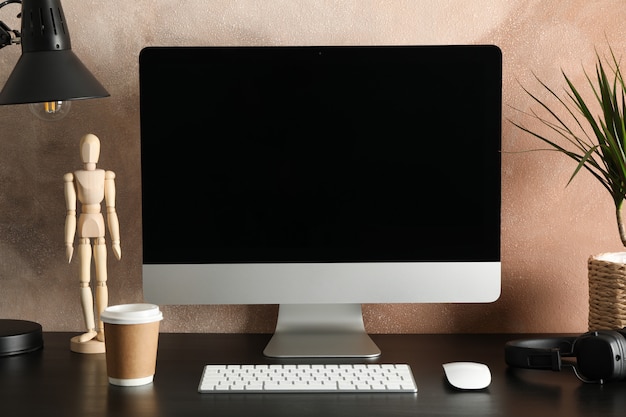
442, 362, 491, 390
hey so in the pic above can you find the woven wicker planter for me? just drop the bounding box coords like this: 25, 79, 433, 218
588, 252, 626, 330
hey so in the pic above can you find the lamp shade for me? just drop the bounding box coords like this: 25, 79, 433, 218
0, 0, 109, 105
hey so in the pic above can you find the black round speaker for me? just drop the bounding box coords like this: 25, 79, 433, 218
0, 319, 43, 356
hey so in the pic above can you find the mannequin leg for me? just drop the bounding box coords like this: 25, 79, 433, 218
93, 238, 108, 342
77, 238, 97, 343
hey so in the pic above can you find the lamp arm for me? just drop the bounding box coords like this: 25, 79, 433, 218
0, 0, 20, 49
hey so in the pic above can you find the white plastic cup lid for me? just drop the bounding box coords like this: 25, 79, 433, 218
101, 304, 163, 325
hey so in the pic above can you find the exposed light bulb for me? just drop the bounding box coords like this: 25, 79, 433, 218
28, 100, 71, 121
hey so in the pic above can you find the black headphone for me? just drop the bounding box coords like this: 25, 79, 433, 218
505, 329, 626, 384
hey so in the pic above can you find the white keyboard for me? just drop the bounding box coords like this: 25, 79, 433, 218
198, 363, 417, 393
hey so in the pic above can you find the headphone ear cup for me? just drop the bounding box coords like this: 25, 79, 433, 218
613, 331, 626, 380
574, 331, 626, 382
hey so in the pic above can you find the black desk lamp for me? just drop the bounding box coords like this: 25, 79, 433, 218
0, 0, 109, 355
0, 0, 109, 117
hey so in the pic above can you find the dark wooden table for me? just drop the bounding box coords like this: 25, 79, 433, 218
1, 332, 624, 416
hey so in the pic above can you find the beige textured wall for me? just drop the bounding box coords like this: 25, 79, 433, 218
1, 0, 626, 334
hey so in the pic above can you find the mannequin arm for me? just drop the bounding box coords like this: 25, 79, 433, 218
63, 173, 76, 262
104, 170, 121, 260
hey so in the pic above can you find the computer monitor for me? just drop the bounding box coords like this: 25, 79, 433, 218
139, 45, 501, 358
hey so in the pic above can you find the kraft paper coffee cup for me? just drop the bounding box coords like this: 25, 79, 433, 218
100, 304, 163, 386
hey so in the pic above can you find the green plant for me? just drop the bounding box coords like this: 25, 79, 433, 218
511, 48, 626, 246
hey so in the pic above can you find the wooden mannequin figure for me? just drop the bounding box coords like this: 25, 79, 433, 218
64, 133, 121, 354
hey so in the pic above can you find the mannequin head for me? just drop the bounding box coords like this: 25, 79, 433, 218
80, 133, 100, 169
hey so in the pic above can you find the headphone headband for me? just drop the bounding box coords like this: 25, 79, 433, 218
505, 337, 576, 372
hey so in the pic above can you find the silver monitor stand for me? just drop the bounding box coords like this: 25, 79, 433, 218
263, 304, 381, 358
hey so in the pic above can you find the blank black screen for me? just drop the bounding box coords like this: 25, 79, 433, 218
140, 45, 501, 263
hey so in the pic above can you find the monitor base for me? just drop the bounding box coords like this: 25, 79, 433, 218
263, 304, 381, 358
